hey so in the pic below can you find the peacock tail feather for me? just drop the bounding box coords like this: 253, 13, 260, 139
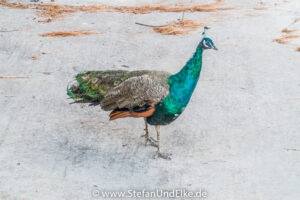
67, 70, 170, 104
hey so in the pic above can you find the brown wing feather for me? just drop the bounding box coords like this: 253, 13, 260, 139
109, 102, 156, 120
101, 76, 169, 111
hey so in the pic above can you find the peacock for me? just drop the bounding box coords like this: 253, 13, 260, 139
67, 27, 217, 159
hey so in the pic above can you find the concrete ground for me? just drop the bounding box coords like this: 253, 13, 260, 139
0, 0, 300, 199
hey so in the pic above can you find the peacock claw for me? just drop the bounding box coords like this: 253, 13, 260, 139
147, 137, 158, 147
141, 134, 158, 147
153, 151, 172, 160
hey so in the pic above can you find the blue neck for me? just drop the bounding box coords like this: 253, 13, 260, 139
162, 46, 203, 114
174, 45, 203, 79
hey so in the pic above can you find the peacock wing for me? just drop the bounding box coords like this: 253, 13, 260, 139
100, 75, 169, 111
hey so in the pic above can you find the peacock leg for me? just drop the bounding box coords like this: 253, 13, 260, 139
141, 118, 157, 147
153, 125, 172, 160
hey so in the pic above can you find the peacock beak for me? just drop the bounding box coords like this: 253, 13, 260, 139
212, 45, 218, 51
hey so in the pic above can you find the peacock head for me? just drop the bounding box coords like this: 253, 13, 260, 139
199, 37, 218, 50
198, 26, 218, 50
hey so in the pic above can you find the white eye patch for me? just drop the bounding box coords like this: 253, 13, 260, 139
203, 41, 211, 48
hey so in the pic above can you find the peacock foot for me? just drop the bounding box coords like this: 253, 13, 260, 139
140, 134, 158, 147
153, 151, 172, 160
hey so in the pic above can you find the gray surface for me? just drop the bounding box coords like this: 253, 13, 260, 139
0, 0, 300, 199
